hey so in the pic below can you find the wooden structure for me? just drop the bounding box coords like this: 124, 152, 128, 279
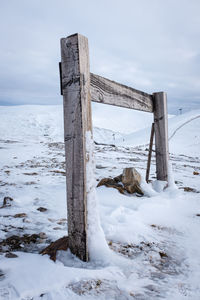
60, 33, 169, 261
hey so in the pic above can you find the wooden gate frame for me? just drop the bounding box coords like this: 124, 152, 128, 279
60, 33, 169, 261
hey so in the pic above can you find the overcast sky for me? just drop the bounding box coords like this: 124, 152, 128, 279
0, 0, 200, 114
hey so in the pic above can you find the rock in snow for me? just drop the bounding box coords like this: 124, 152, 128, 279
1, 196, 13, 208
122, 167, 143, 195
97, 167, 144, 195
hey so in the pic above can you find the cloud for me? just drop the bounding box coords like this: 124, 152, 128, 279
0, 0, 200, 112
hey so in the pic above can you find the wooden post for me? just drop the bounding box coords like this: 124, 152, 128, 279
60, 33, 92, 261
146, 122, 154, 183
153, 92, 169, 182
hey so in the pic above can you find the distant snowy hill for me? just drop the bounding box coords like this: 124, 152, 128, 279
0, 105, 199, 156
168, 110, 200, 156
116, 110, 200, 157
93, 127, 124, 144
0, 105, 64, 142
92, 102, 153, 134
0, 105, 125, 145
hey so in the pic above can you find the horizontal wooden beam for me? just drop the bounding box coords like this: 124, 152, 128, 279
90, 73, 153, 112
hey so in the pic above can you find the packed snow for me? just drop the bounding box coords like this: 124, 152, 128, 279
0, 105, 200, 300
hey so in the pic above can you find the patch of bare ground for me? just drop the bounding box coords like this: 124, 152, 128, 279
0, 233, 47, 254
109, 238, 184, 277
23, 172, 38, 176
180, 187, 199, 193
67, 279, 133, 299
0, 181, 16, 187
47, 142, 65, 151
50, 170, 66, 175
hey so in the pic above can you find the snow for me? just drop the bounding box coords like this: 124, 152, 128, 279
116, 109, 200, 157
86, 131, 111, 262
91, 102, 154, 134
0, 105, 200, 299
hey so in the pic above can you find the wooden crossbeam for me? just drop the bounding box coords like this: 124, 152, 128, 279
90, 73, 153, 113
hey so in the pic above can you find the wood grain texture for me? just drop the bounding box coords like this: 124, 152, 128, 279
90, 73, 153, 112
61, 33, 91, 261
153, 92, 169, 181
146, 122, 155, 183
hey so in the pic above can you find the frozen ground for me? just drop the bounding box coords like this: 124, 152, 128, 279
0, 105, 200, 300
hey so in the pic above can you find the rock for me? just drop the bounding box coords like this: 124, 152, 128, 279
96, 165, 107, 169
97, 178, 125, 194
3, 196, 13, 206
23, 218, 31, 223
0, 270, 5, 280
97, 168, 144, 196
24, 181, 36, 185
37, 207, 47, 212
23, 172, 38, 176
122, 167, 141, 186
40, 236, 69, 261
183, 187, 196, 192
57, 218, 67, 225
53, 227, 62, 230
0, 196, 13, 208
38, 239, 45, 244
193, 171, 199, 175
39, 232, 47, 239
97, 178, 114, 187
5, 252, 18, 258
48, 218, 56, 223
159, 251, 168, 258
23, 234, 40, 244
14, 213, 27, 218
122, 168, 143, 195
113, 174, 122, 183
2, 235, 21, 250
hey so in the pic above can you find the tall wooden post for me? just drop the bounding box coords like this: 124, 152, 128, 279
153, 92, 169, 182
60, 33, 92, 261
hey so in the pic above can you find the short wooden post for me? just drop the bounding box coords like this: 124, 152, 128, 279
60, 33, 92, 261
146, 122, 154, 183
153, 92, 169, 182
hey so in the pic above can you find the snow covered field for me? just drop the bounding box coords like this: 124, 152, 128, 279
0, 105, 200, 300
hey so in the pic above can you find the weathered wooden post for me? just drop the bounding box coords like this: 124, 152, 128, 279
153, 92, 169, 181
146, 122, 155, 183
60, 33, 92, 261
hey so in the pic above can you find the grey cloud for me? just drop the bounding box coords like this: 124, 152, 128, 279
0, 0, 200, 113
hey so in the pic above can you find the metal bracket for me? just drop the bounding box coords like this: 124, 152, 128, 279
59, 62, 63, 95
